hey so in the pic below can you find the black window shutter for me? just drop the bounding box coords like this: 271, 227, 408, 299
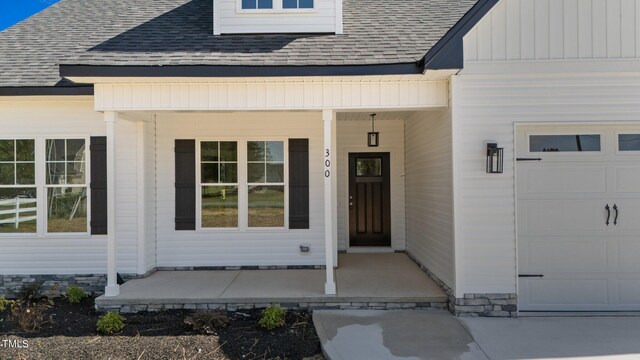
289, 139, 310, 229
90, 136, 108, 235
175, 140, 196, 230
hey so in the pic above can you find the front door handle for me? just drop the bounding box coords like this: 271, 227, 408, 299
349, 195, 354, 210
613, 204, 618, 226
605, 204, 610, 226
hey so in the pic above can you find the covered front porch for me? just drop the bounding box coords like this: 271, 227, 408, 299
96, 253, 447, 312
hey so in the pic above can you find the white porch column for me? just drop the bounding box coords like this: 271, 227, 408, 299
104, 111, 119, 297
323, 109, 337, 295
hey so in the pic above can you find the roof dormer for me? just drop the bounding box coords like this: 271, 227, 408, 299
213, 0, 343, 35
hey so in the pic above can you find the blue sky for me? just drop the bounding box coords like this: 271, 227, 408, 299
0, 0, 60, 31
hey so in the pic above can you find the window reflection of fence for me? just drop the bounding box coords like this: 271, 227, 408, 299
0, 198, 37, 229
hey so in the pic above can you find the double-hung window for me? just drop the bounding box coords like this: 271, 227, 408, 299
241, 0, 273, 9
198, 139, 286, 230
240, 0, 313, 10
0, 140, 36, 233
283, 0, 313, 9
200, 141, 239, 228
45, 139, 88, 233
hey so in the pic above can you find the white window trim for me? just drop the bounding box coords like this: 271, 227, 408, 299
236, 0, 317, 14
196, 137, 289, 232
615, 130, 640, 155
525, 131, 606, 157
0, 136, 92, 239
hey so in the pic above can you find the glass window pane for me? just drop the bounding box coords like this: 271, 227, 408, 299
220, 163, 237, 183
47, 187, 87, 233
16, 163, 35, 185
0, 188, 37, 233
242, 0, 256, 8
66, 139, 85, 161
258, 0, 272, 8
265, 141, 284, 161
46, 139, 65, 161
247, 141, 265, 161
201, 142, 219, 162
529, 135, 601, 152
283, 0, 297, 8
248, 185, 284, 227
201, 163, 219, 184
248, 163, 266, 183
66, 162, 86, 184
356, 158, 382, 176
0, 163, 14, 185
299, 0, 313, 8
219, 142, 237, 162
619, 134, 640, 151
15, 140, 34, 161
201, 186, 238, 228
46, 162, 66, 185
0, 140, 13, 161
266, 163, 284, 182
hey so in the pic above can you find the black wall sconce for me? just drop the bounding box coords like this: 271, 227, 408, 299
486, 143, 504, 174
368, 113, 379, 147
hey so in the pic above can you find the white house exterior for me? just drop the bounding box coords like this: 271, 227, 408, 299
1, 0, 640, 316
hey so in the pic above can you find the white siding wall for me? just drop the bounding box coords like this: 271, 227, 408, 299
215, 0, 336, 34
336, 119, 406, 250
405, 109, 455, 291
464, 0, 640, 62
452, 74, 640, 294
0, 99, 139, 275
154, 111, 326, 267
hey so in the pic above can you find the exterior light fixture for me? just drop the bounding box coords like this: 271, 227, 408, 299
486, 143, 504, 174
368, 113, 379, 147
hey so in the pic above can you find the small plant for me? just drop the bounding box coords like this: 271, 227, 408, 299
0, 297, 12, 312
16, 282, 42, 302
259, 305, 286, 330
9, 298, 53, 332
184, 310, 229, 334
97, 312, 125, 334
64, 285, 87, 304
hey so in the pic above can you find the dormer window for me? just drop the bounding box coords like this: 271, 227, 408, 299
241, 0, 273, 9
283, 0, 313, 9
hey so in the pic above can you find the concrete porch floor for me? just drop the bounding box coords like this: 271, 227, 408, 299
96, 253, 447, 310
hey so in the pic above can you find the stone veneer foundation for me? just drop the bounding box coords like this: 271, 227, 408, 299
405, 252, 517, 317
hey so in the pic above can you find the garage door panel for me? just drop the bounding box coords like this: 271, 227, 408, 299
608, 201, 640, 232
520, 165, 607, 198
522, 278, 609, 307
617, 241, 640, 272
519, 199, 608, 234
614, 166, 640, 195
521, 239, 608, 273
617, 279, 640, 305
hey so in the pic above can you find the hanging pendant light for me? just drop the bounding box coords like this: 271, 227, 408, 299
368, 113, 379, 147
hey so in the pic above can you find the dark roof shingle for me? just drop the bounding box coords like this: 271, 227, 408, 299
0, 0, 478, 88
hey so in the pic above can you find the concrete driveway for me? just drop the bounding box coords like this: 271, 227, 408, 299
314, 310, 640, 360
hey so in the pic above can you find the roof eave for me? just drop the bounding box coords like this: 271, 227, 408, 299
0, 86, 94, 96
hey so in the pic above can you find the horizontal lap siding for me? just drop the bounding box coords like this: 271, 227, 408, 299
465, 0, 640, 62
453, 74, 640, 294
405, 110, 455, 291
336, 119, 405, 250
218, 0, 335, 34
0, 99, 139, 274
154, 112, 324, 267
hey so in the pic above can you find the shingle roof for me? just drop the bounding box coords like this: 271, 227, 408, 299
0, 0, 479, 88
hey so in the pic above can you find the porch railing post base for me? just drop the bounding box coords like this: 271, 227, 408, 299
104, 284, 120, 297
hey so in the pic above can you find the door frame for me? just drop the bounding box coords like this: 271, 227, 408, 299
345, 149, 394, 248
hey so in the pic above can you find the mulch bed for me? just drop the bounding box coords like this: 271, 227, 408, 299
0, 297, 324, 360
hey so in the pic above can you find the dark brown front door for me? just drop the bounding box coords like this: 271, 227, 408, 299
348, 153, 391, 247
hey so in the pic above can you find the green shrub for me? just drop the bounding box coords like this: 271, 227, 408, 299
97, 312, 125, 334
184, 310, 229, 334
259, 305, 286, 330
0, 297, 12, 312
64, 285, 87, 304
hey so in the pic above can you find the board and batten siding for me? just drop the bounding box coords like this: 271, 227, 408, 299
451, 74, 640, 295
336, 118, 406, 250
0, 99, 139, 275
215, 0, 337, 34
404, 109, 456, 292
464, 0, 640, 62
154, 111, 325, 267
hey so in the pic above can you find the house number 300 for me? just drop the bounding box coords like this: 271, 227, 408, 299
324, 149, 331, 177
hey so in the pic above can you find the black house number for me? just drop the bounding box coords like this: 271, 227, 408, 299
324, 149, 331, 177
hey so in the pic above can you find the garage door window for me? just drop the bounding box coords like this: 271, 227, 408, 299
618, 134, 640, 152
529, 134, 601, 152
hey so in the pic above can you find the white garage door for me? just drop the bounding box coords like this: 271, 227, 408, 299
517, 125, 640, 311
